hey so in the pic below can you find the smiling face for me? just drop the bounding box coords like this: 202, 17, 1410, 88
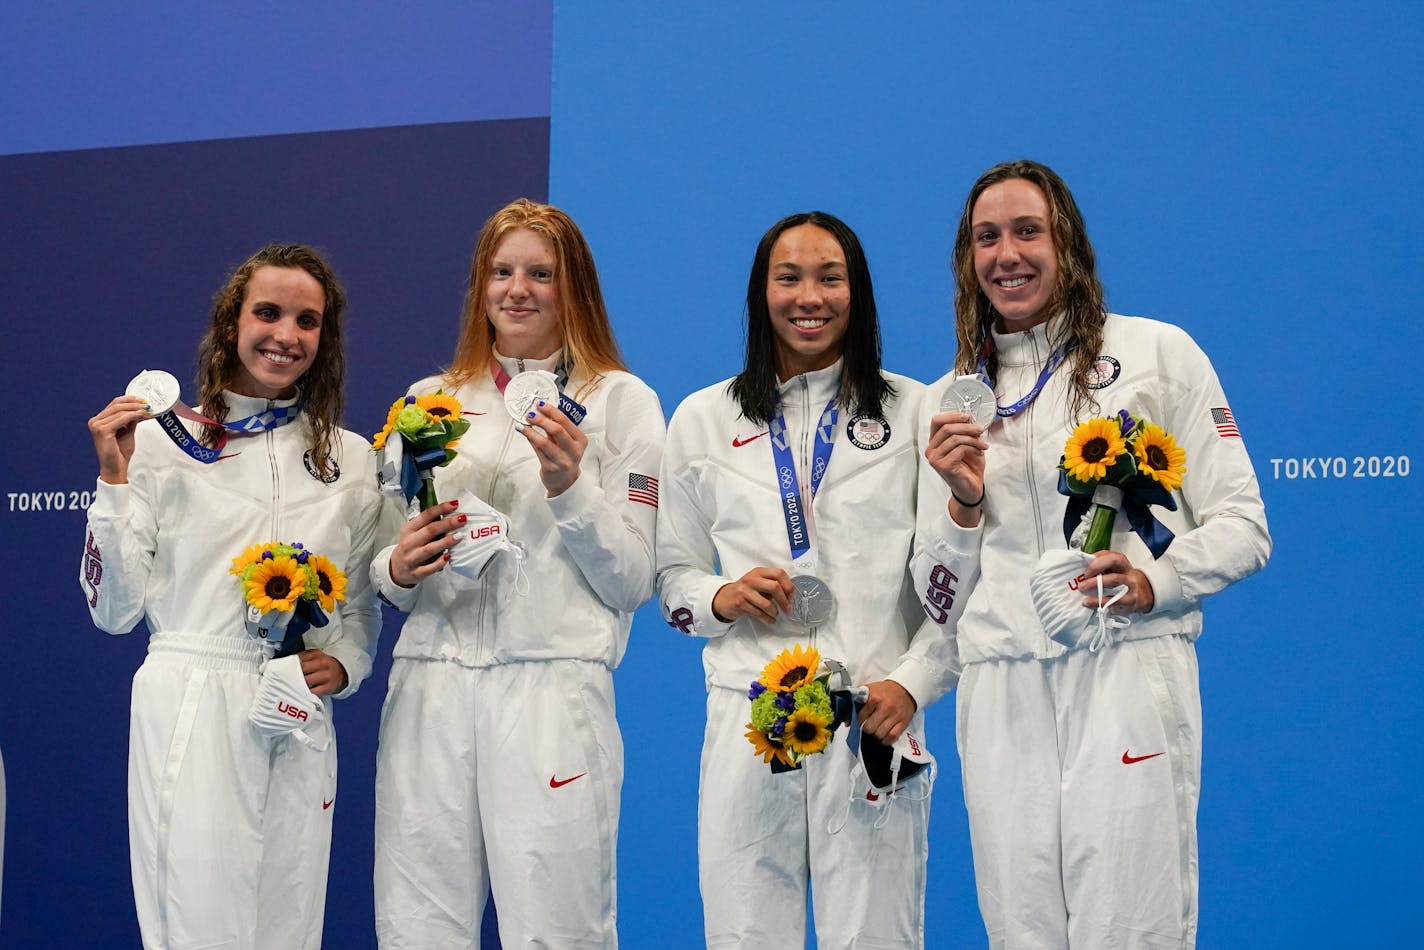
485, 227, 562, 360
971, 177, 1060, 332
230, 265, 324, 399
766, 224, 852, 380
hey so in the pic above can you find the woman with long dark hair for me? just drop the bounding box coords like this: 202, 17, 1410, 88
658, 211, 952, 948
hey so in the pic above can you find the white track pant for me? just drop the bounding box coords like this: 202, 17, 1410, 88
374, 657, 622, 949
957, 635, 1201, 949
698, 686, 932, 949
129, 636, 336, 950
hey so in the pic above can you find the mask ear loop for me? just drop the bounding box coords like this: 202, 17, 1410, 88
1089, 573, 1131, 652
510, 543, 531, 597
826, 685, 869, 836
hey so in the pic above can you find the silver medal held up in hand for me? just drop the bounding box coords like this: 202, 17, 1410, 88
503, 371, 559, 423
789, 574, 836, 626
126, 369, 181, 415
939, 374, 997, 428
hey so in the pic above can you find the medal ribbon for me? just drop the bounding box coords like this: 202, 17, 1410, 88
977, 338, 1077, 418
768, 396, 839, 564
488, 357, 587, 426
155, 397, 303, 464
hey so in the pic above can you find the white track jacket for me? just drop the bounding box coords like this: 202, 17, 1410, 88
657, 362, 954, 708
372, 363, 665, 668
914, 313, 1272, 670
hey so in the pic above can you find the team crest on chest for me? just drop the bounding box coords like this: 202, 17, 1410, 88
304, 450, 341, 483
1085, 355, 1121, 390
846, 413, 891, 450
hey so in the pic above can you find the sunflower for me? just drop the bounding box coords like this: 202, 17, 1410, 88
745, 723, 795, 768
1133, 423, 1186, 491
781, 708, 833, 758
229, 542, 272, 576
416, 391, 463, 421
372, 397, 405, 450
307, 553, 348, 613
243, 556, 307, 612
758, 644, 821, 693
1062, 417, 1128, 483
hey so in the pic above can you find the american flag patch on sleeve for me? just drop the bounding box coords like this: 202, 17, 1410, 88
1211, 407, 1241, 438
628, 472, 659, 508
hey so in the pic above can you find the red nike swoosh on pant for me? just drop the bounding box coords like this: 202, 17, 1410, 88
322, 798, 334, 810
1121, 750, 1165, 764
549, 772, 587, 788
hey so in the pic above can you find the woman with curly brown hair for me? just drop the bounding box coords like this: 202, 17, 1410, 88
83, 244, 385, 949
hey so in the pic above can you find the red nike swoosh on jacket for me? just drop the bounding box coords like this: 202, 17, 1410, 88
1121, 750, 1166, 765
732, 431, 769, 447
549, 772, 587, 788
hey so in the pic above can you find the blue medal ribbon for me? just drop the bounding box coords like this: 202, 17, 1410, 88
1056, 471, 1178, 559
154, 396, 303, 464
768, 397, 839, 563
977, 338, 1077, 418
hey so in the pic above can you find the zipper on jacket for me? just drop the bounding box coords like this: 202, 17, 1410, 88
473, 421, 518, 662
266, 405, 282, 539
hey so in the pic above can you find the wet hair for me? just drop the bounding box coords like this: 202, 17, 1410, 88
951, 160, 1107, 419
728, 211, 893, 426
445, 198, 626, 399
195, 243, 347, 478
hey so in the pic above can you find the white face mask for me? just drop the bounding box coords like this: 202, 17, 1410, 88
249, 654, 329, 750
827, 684, 936, 834
445, 490, 528, 593
1029, 548, 1129, 652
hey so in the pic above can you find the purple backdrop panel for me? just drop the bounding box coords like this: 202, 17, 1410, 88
0, 117, 547, 948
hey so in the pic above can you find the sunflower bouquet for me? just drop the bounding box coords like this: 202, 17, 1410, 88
744, 644, 851, 773
230, 541, 347, 657
373, 391, 471, 510
1059, 410, 1186, 556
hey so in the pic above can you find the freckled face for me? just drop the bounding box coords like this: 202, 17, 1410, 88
230, 266, 324, 399
971, 178, 1059, 332
766, 224, 852, 380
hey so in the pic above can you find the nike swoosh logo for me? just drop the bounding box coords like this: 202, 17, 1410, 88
865, 785, 907, 802
322, 798, 334, 810
1121, 750, 1165, 765
549, 772, 587, 788
732, 431, 769, 447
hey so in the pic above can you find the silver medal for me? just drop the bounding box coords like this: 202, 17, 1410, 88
789, 574, 836, 626
126, 369, 181, 415
939, 375, 997, 428
503, 371, 559, 423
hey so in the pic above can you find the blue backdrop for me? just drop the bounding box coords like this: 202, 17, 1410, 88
3, 0, 1421, 946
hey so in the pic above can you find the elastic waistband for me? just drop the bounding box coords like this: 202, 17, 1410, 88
147, 631, 266, 672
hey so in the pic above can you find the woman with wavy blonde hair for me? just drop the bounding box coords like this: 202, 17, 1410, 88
372, 198, 665, 948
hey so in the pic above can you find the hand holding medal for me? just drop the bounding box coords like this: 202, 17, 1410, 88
927, 375, 993, 524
